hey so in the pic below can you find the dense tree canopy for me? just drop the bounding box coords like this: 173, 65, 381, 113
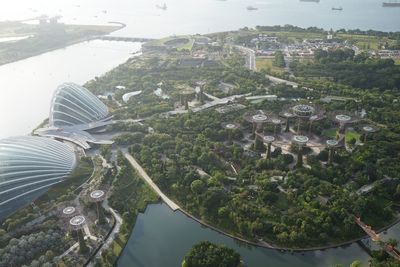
182, 241, 242, 267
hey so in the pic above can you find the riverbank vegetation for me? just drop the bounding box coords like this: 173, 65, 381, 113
182, 241, 244, 267
98, 151, 158, 266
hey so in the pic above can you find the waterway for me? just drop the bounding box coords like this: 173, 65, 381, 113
1, 0, 399, 38
118, 203, 400, 267
0, 40, 141, 139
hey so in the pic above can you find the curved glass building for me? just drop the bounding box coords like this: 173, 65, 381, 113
49, 82, 109, 128
0, 136, 76, 219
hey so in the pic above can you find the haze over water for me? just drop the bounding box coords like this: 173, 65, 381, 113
1, 0, 399, 38
0, 1, 399, 266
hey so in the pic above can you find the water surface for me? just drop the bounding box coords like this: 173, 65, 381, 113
0, 40, 140, 139
118, 203, 371, 267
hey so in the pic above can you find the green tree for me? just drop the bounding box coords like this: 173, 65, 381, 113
191, 180, 206, 195
182, 241, 242, 267
350, 260, 362, 267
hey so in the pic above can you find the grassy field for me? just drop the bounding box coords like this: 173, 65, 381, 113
256, 57, 284, 74
259, 31, 325, 41
146, 35, 195, 51
255, 30, 397, 50
337, 33, 397, 50
322, 128, 361, 143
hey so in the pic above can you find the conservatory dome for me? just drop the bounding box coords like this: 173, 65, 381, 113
49, 82, 109, 128
0, 136, 76, 218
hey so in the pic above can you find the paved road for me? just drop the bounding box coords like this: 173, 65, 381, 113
124, 153, 180, 211
234, 45, 256, 70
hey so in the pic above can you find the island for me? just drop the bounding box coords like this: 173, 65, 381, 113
182, 241, 244, 267
0, 18, 123, 65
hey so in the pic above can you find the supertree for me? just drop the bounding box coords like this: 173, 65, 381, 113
326, 139, 339, 165
244, 111, 272, 151
362, 125, 378, 143
292, 135, 309, 168
222, 122, 240, 145
262, 135, 275, 160
282, 103, 325, 134
69, 215, 89, 254
271, 118, 284, 136
60, 206, 78, 218
179, 87, 195, 110
331, 111, 360, 146
89, 190, 107, 225
196, 81, 206, 104
279, 111, 295, 132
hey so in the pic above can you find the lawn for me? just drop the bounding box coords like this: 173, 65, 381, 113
322, 128, 360, 143
146, 35, 195, 51
337, 33, 397, 50
256, 57, 284, 74
260, 31, 325, 41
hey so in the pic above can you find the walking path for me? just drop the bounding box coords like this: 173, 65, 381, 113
234, 45, 256, 70
124, 153, 180, 211
265, 74, 298, 87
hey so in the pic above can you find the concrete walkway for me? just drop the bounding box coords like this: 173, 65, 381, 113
124, 153, 180, 211
265, 74, 298, 87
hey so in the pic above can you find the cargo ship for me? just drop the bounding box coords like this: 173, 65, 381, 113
247, 6, 258, 10
382, 0, 400, 6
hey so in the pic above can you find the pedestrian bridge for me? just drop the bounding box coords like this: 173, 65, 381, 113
95, 36, 154, 42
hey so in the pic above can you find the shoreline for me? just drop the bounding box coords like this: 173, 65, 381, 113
0, 22, 126, 67
178, 206, 400, 252
124, 152, 400, 253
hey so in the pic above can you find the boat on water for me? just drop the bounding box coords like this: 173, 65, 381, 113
382, 0, 400, 6
300, 0, 320, 2
332, 6, 343, 11
156, 3, 167, 10
247, 6, 258, 10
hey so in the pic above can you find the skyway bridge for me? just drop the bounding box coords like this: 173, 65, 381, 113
355, 217, 400, 261
94, 36, 154, 42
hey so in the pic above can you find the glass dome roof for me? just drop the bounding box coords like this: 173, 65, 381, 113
49, 82, 109, 127
0, 136, 76, 218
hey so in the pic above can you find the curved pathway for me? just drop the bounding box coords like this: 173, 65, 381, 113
124, 153, 180, 211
